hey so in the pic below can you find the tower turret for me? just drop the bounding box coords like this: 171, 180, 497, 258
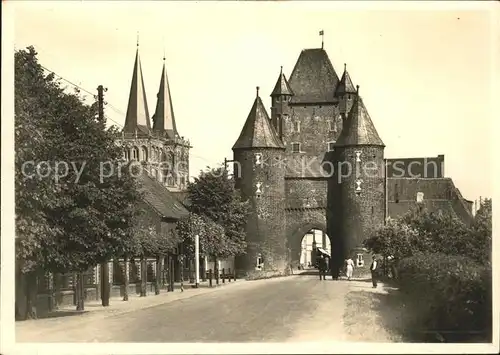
233, 87, 287, 277
123, 44, 151, 134
335, 63, 357, 119
327, 86, 385, 273
270, 66, 294, 140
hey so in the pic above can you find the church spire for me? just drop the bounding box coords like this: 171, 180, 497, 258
152, 56, 178, 139
123, 45, 151, 134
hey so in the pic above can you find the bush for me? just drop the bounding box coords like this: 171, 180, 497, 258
398, 253, 492, 342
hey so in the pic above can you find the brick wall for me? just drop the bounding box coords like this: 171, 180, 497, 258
233, 148, 287, 277
285, 178, 327, 209
280, 103, 342, 178
328, 145, 385, 269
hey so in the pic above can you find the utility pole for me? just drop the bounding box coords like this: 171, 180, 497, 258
194, 235, 200, 288
97, 85, 110, 306
97, 85, 107, 124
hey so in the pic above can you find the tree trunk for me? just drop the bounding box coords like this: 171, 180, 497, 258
201, 255, 206, 282
123, 256, 129, 301
25, 270, 38, 320
188, 258, 194, 283
76, 272, 85, 311
140, 256, 147, 297
155, 255, 161, 295
169, 254, 175, 292
101, 262, 110, 306
214, 257, 219, 285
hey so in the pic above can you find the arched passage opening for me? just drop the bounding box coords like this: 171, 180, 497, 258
299, 228, 331, 270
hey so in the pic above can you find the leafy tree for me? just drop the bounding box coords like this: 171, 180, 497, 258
468, 198, 492, 265
176, 212, 238, 278
15, 46, 141, 315
186, 166, 249, 256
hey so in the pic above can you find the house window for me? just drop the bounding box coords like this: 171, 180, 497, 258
293, 121, 300, 132
291, 142, 300, 153
328, 141, 336, 152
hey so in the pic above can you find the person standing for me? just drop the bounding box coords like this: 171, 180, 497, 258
318, 255, 327, 281
370, 255, 378, 288
345, 257, 354, 281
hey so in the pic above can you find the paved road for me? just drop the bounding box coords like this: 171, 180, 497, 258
17, 273, 392, 343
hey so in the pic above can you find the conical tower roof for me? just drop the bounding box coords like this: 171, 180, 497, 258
336, 87, 385, 147
271, 66, 294, 96
233, 87, 285, 150
123, 47, 151, 134
152, 58, 178, 139
335, 63, 357, 96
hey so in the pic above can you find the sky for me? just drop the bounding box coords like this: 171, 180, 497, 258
11, 1, 499, 203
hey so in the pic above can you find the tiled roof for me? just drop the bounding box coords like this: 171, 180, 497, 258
288, 48, 339, 104
123, 48, 151, 134
335, 64, 357, 96
152, 60, 178, 140
271, 67, 294, 96
232, 90, 285, 150
137, 171, 189, 220
335, 94, 384, 147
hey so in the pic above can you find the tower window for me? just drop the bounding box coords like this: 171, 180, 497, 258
293, 121, 300, 133
291, 142, 301, 153
328, 120, 336, 132
276, 96, 280, 102
282, 96, 287, 102
327, 141, 336, 152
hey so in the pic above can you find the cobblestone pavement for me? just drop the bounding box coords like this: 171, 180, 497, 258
16, 274, 399, 343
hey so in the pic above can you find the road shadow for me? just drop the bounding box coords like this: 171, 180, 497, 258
17, 309, 89, 321
296, 270, 319, 276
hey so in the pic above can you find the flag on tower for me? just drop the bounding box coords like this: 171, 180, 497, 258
319, 30, 324, 35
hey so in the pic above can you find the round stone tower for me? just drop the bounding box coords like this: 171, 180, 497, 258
232, 87, 287, 277
327, 86, 385, 274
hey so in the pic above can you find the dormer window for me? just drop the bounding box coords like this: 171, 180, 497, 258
282, 96, 288, 102
348, 95, 352, 101
276, 96, 281, 103
291, 142, 301, 153
328, 141, 336, 152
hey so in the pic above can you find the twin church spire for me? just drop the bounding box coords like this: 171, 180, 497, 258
123, 42, 179, 139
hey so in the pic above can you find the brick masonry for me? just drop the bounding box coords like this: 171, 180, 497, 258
327, 145, 385, 272
234, 148, 288, 276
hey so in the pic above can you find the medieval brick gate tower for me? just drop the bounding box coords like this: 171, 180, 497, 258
232, 46, 474, 278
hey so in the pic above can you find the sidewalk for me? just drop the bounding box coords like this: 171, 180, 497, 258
16, 278, 246, 339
